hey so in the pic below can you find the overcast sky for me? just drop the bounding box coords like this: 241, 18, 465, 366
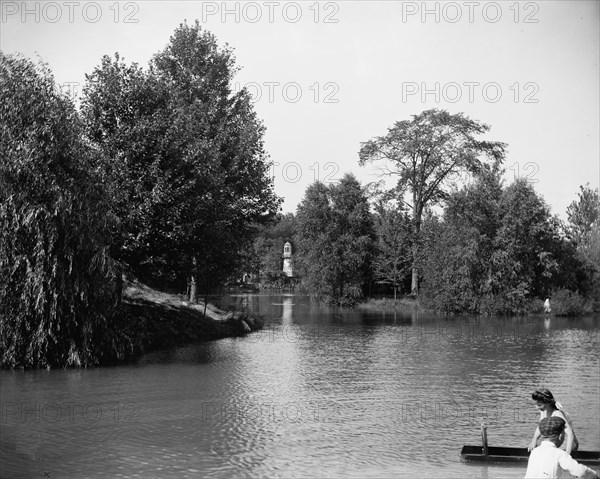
2, 0, 599, 217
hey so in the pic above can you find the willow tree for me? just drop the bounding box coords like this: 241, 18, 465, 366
359, 109, 506, 295
0, 54, 120, 368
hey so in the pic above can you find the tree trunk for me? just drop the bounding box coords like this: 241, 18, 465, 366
411, 201, 422, 296
189, 256, 198, 303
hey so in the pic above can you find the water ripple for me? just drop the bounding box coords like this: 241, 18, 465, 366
1, 298, 598, 479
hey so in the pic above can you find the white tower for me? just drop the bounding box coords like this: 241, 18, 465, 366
282, 242, 293, 277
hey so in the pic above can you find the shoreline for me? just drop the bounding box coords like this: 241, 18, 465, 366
356, 296, 597, 317
100, 279, 263, 366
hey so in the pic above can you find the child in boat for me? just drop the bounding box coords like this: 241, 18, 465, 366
528, 389, 579, 454
524, 416, 597, 479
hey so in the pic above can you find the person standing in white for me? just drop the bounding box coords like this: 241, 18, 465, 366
524, 416, 598, 479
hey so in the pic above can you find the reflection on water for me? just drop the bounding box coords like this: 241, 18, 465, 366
1, 295, 599, 479
282, 296, 293, 326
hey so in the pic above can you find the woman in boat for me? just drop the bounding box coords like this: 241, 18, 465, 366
528, 389, 579, 454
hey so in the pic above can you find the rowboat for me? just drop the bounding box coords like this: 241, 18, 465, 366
460, 423, 600, 467
460, 445, 600, 467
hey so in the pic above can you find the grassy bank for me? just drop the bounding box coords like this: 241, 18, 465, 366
357, 297, 427, 313
357, 291, 596, 317
102, 279, 263, 365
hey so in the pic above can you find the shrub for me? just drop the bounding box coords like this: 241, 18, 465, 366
549, 289, 589, 316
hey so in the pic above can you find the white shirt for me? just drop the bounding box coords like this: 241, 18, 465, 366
524, 441, 598, 479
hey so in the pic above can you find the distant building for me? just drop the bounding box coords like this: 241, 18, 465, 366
283, 241, 293, 277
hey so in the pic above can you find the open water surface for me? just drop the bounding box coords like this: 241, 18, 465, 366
1, 294, 599, 478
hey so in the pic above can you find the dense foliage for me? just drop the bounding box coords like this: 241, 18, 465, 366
295, 174, 375, 305
566, 185, 600, 302
0, 54, 121, 368
372, 197, 413, 299
81, 21, 280, 296
1, 23, 282, 368
420, 171, 592, 314
250, 213, 297, 288
2, 50, 595, 371
249, 164, 595, 315
359, 109, 507, 294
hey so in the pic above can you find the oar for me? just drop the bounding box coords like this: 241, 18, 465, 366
481, 422, 489, 456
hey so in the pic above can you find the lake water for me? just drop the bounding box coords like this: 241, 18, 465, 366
1, 294, 599, 478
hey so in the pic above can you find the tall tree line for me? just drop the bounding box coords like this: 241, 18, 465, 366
0, 22, 279, 367
274, 109, 597, 313
284, 168, 597, 314
420, 172, 592, 314
81, 21, 280, 297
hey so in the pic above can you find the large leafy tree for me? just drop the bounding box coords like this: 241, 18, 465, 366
81, 21, 280, 297
492, 179, 560, 305
295, 174, 375, 305
421, 165, 504, 312
328, 174, 376, 301
421, 217, 482, 313
295, 182, 336, 298
0, 54, 120, 368
372, 197, 412, 299
359, 109, 506, 295
567, 184, 600, 301
567, 184, 600, 244
421, 170, 588, 314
